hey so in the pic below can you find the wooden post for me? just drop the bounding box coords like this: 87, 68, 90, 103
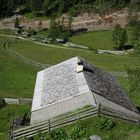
9, 130, 14, 140
97, 103, 101, 117
48, 120, 51, 133
137, 119, 140, 125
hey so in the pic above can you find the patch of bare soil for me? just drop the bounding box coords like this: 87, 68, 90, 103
0, 9, 139, 31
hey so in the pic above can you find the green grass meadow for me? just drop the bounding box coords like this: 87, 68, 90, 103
118, 77, 140, 107
70, 30, 136, 50
10, 39, 140, 72
0, 37, 39, 98
70, 30, 114, 50
0, 30, 140, 140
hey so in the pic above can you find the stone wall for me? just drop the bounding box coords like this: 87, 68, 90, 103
4, 98, 32, 105
30, 91, 96, 125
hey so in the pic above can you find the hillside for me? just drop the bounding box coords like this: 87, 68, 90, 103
0, 0, 133, 18
0, 9, 132, 31
0, 0, 140, 32
0, 36, 40, 98
0, 1, 140, 139
0, 31, 140, 139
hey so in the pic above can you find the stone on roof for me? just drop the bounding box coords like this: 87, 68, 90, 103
79, 58, 138, 112
41, 57, 79, 106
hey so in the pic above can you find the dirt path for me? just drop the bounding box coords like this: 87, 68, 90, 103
0, 34, 92, 52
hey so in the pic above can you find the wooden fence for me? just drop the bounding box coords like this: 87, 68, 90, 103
99, 105, 140, 124
11, 104, 140, 139
11, 106, 98, 139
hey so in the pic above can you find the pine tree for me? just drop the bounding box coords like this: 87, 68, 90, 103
14, 17, 20, 28
31, 0, 43, 16
112, 24, 121, 49
0, 0, 7, 17
48, 18, 57, 39
38, 20, 43, 31
43, 0, 52, 16
131, 21, 140, 45
119, 28, 128, 49
6, 0, 15, 16
58, 0, 65, 13
112, 24, 128, 50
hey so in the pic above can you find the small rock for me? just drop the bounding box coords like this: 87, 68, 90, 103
89, 135, 102, 140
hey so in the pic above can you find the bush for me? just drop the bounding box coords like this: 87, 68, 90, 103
68, 125, 87, 139
96, 117, 116, 130
122, 45, 134, 50
69, 7, 78, 17
28, 29, 37, 36
49, 128, 67, 140
47, 125, 87, 140
126, 66, 140, 92
0, 97, 6, 108
112, 24, 128, 50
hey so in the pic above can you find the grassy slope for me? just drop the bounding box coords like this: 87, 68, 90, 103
0, 33, 140, 140
70, 30, 114, 50
0, 37, 34, 139
0, 29, 14, 35
0, 105, 31, 140
10, 39, 140, 72
0, 37, 39, 98
70, 30, 135, 50
9, 37, 140, 140
118, 77, 140, 107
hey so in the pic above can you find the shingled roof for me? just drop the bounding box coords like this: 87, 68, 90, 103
78, 58, 138, 113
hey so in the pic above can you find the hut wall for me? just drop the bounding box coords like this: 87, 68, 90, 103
93, 92, 139, 118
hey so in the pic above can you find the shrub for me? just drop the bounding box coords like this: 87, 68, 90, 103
96, 117, 116, 130
126, 66, 140, 92
14, 17, 20, 28
112, 24, 128, 50
49, 128, 67, 140
0, 97, 6, 108
44, 125, 87, 140
68, 125, 87, 139
28, 29, 37, 36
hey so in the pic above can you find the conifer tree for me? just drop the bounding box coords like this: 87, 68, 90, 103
131, 21, 140, 45
31, 0, 43, 16
14, 17, 20, 28
38, 20, 43, 31
112, 24, 128, 50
